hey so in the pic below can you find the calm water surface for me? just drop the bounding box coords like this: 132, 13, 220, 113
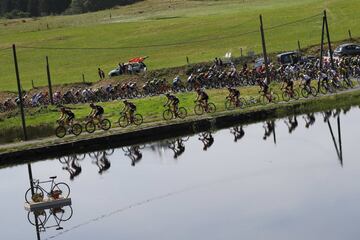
1, 107, 360, 240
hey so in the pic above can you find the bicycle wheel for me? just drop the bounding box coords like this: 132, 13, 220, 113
55, 126, 66, 138
282, 91, 291, 102
272, 93, 280, 103
118, 115, 129, 128
133, 114, 143, 126
85, 121, 96, 133
51, 182, 70, 199
310, 87, 318, 97
163, 109, 174, 120
261, 95, 269, 105
27, 210, 47, 226
100, 119, 111, 130
320, 85, 328, 95
105, 149, 115, 155
71, 124, 82, 136
53, 205, 73, 222
207, 103, 216, 113
301, 88, 309, 98
25, 186, 44, 203
225, 99, 235, 110
239, 97, 247, 109
194, 104, 204, 115
292, 89, 300, 100
177, 107, 187, 119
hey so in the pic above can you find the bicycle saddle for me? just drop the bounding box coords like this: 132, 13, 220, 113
49, 176, 57, 179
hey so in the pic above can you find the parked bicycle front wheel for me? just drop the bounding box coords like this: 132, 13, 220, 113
71, 124, 82, 136
51, 182, 70, 199
55, 126, 66, 138
133, 114, 144, 126
25, 186, 44, 203
177, 107, 187, 119
100, 119, 111, 130
85, 121, 96, 133
27, 210, 47, 226
163, 109, 174, 120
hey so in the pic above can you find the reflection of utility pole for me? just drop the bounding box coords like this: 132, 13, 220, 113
327, 116, 343, 166
27, 163, 41, 240
273, 121, 277, 145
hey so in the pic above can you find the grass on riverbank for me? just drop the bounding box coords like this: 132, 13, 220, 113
1, 0, 360, 90
1, 81, 360, 144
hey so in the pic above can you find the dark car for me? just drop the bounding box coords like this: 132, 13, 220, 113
334, 43, 360, 57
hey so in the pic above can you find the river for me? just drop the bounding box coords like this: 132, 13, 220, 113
1, 106, 360, 240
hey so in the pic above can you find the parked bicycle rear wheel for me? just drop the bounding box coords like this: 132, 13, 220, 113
100, 119, 111, 130
133, 114, 143, 126
51, 182, 70, 199
85, 121, 96, 133
177, 107, 187, 119
25, 186, 44, 204
194, 104, 204, 115
55, 126, 66, 138
163, 109, 174, 120
71, 124, 82, 136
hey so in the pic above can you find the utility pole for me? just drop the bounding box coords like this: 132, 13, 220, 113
297, 40, 301, 53
46, 56, 54, 105
12, 44, 28, 141
348, 29, 352, 39
324, 10, 335, 69
259, 14, 269, 82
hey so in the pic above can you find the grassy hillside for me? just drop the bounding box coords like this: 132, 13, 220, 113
0, 0, 359, 91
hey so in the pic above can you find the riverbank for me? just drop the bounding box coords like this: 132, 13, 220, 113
1, 87, 360, 166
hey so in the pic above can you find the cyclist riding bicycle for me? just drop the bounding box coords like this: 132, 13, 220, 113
282, 75, 294, 94
89, 103, 104, 122
300, 73, 312, 90
227, 87, 240, 107
164, 93, 180, 114
122, 100, 136, 122
258, 78, 272, 102
195, 88, 209, 109
58, 107, 75, 126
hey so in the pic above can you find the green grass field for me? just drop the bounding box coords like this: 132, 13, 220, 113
0, 0, 359, 91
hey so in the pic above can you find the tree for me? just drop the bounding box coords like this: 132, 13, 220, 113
27, 0, 40, 16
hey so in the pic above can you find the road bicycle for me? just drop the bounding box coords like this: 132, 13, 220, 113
259, 90, 280, 105
25, 176, 70, 204
84, 116, 111, 133
281, 87, 300, 102
118, 111, 143, 128
194, 100, 216, 115
225, 96, 247, 110
55, 120, 82, 138
300, 84, 318, 98
162, 105, 187, 120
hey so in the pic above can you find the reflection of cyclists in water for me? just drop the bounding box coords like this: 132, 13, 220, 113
124, 146, 143, 166
60, 156, 82, 181
284, 116, 298, 134
230, 126, 245, 142
198, 132, 214, 151
343, 106, 351, 115
303, 113, 316, 128
168, 138, 187, 159
263, 121, 275, 140
96, 152, 111, 174
332, 109, 341, 118
322, 110, 332, 122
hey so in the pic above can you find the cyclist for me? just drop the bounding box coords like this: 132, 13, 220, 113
227, 87, 241, 107
258, 78, 272, 102
164, 93, 180, 114
122, 100, 136, 123
281, 74, 294, 95
195, 88, 209, 110
58, 107, 75, 126
89, 103, 104, 122
300, 73, 312, 92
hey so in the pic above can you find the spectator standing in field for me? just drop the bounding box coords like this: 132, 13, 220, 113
98, 68, 105, 79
